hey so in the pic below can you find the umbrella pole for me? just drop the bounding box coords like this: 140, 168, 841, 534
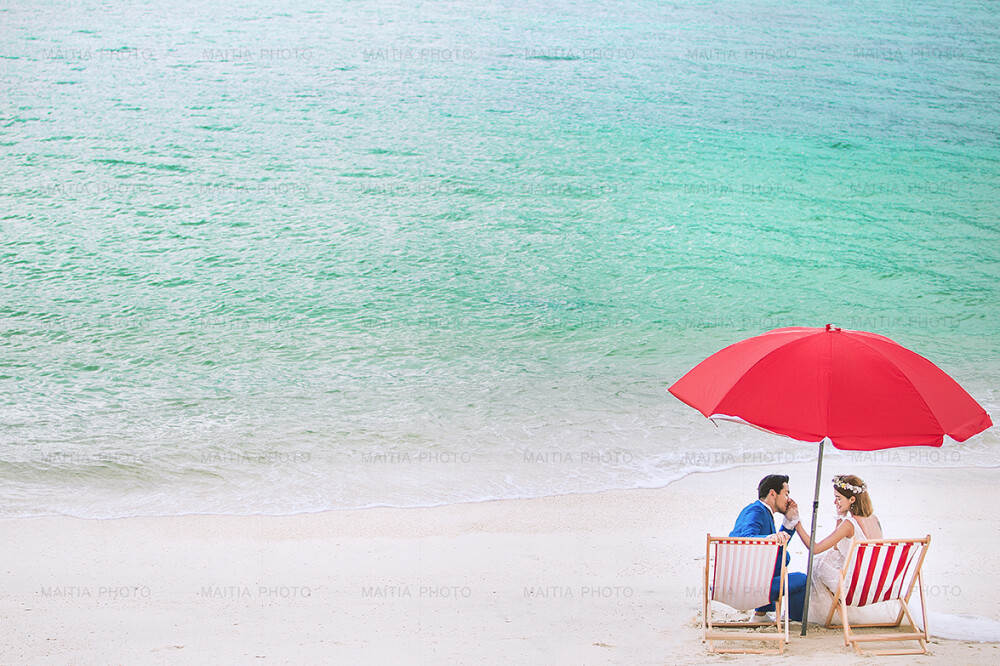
799, 438, 825, 636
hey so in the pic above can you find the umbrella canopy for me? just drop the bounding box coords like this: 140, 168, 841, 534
669, 325, 992, 451
668, 324, 992, 633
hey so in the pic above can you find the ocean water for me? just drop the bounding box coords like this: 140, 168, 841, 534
1, 0, 997, 517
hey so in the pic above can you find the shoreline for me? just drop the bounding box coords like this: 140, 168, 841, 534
5, 459, 999, 522
2, 463, 998, 663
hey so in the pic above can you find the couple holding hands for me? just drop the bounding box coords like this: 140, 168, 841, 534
730, 473, 882, 623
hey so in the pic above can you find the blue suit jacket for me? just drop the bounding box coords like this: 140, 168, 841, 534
730, 500, 793, 576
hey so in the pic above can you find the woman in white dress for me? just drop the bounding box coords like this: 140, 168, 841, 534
789, 474, 893, 624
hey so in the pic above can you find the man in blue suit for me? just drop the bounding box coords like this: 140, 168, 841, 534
729, 474, 807, 621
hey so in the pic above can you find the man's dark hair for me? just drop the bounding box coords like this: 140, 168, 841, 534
758, 474, 789, 500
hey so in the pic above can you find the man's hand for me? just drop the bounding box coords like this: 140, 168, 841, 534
774, 531, 790, 547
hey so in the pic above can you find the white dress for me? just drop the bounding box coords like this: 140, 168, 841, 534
808, 514, 897, 625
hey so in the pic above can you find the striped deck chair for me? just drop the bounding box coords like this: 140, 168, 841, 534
703, 535, 788, 654
825, 536, 931, 656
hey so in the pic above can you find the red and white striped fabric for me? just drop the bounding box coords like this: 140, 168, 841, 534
842, 540, 925, 607
711, 538, 780, 611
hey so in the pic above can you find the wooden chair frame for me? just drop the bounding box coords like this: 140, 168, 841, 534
703, 535, 788, 654
824, 536, 931, 656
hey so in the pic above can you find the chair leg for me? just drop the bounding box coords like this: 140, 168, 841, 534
843, 596, 928, 655
822, 584, 839, 628
917, 570, 930, 642
774, 597, 784, 654
703, 562, 710, 644
895, 598, 906, 628
899, 602, 920, 633
839, 590, 852, 647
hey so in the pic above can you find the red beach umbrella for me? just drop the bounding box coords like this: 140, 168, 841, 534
668, 324, 992, 631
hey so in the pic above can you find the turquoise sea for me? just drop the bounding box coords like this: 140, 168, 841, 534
2, 0, 997, 517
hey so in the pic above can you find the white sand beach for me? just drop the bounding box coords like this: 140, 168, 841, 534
2, 462, 998, 664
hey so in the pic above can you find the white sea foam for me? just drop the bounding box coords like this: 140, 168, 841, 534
922, 612, 1000, 643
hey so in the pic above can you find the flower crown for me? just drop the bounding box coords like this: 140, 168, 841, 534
832, 475, 867, 495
